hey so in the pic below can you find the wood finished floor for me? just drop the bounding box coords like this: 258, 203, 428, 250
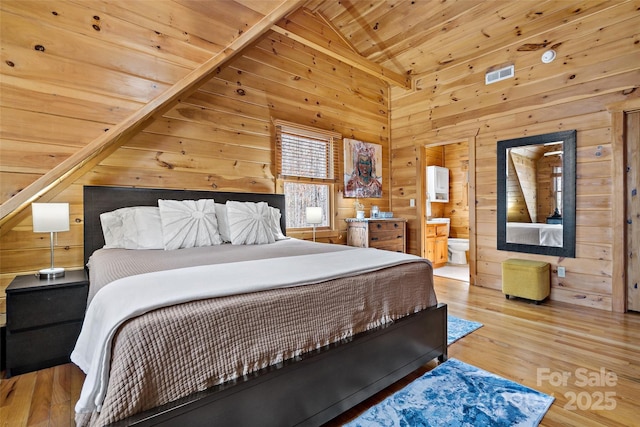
1, 276, 639, 426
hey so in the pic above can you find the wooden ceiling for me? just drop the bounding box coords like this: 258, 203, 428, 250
0, 0, 304, 223
306, 0, 601, 78
0, 0, 633, 223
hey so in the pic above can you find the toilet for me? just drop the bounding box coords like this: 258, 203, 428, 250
448, 238, 469, 264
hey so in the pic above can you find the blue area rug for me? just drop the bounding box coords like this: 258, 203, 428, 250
448, 315, 482, 345
344, 358, 554, 427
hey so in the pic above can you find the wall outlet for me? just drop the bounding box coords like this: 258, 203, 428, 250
557, 266, 566, 278
410, 198, 415, 207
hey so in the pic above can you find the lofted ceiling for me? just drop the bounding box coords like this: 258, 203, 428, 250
305, 0, 603, 78
0, 0, 633, 225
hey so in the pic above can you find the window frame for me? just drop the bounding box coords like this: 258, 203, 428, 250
274, 120, 341, 232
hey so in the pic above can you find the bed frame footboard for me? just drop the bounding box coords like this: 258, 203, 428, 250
111, 303, 447, 427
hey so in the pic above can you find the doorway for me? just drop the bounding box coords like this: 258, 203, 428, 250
421, 139, 475, 284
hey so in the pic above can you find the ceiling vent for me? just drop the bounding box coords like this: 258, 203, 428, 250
485, 65, 514, 85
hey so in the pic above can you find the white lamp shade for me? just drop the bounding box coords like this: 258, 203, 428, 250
32, 203, 70, 233
305, 207, 323, 225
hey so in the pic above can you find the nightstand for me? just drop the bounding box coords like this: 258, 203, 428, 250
6, 270, 88, 376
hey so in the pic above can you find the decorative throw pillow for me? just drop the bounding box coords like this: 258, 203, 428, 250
158, 199, 222, 250
215, 203, 231, 243
121, 207, 165, 250
100, 208, 127, 248
226, 201, 276, 245
269, 206, 288, 240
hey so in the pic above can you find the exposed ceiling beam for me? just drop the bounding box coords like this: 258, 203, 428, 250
314, 10, 359, 55
0, 0, 305, 234
272, 20, 411, 90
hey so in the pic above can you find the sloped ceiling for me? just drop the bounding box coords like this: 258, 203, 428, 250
307, 0, 603, 77
0, 0, 632, 226
0, 0, 304, 226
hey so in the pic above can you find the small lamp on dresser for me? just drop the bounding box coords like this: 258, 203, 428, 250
305, 206, 323, 242
32, 202, 69, 279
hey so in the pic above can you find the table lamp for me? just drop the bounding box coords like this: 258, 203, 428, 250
32, 202, 69, 279
305, 207, 322, 242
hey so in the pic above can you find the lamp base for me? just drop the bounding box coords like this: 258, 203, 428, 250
38, 267, 65, 280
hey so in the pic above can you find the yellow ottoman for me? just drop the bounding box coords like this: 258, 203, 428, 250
502, 259, 550, 304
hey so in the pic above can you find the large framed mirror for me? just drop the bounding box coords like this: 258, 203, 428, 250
497, 130, 576, 257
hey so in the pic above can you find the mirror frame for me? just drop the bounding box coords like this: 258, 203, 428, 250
497, 130, 576, 257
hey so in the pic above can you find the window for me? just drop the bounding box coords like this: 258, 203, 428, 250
275, 120, 340, 230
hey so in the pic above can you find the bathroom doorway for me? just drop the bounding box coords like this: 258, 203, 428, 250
421, 139, 476, 284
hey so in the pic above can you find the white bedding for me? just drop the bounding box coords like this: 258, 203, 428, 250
72, 247, 430, 415
506, 222, 563, 247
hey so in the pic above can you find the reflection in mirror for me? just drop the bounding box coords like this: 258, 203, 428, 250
497, 130, 576, 257
506, 141, 563, 247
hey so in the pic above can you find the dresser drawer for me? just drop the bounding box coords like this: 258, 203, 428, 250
6, 321, 83, 375
370, 240, 405, 252
369, 221, 404, 231
369, 230, 404, 243
7, 283, 88, 331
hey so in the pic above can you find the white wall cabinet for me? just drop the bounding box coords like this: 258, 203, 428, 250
427, 166, 449, 203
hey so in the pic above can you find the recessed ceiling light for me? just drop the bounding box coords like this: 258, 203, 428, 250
541, 49, 556, 63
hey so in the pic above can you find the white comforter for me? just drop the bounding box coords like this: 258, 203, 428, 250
71, 247, 429, 415
506, 222, 563, 247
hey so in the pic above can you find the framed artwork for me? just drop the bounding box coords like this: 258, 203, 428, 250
344, 138, 382, 198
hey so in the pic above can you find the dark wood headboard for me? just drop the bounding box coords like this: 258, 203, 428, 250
83, 186, 286, 265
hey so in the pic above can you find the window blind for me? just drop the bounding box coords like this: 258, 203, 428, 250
275, 120, 340, 182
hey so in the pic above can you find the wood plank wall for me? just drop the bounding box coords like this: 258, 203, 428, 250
390, 3, 640, 311
0, 7, 389, 316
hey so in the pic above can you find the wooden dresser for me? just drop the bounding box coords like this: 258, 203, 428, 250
426, 222, 448, 268
346, 218, 406, 253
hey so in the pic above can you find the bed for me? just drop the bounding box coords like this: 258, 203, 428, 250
506, 222, 563, 247
76, 185, 448, 426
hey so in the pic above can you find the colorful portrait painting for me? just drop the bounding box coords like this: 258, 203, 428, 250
344, 138, 382, 198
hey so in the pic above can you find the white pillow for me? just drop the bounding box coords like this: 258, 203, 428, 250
226, 201, 276, 245
269, 206, 288, 240
99, 208, 126, 248
100, 206, 162, 249
158, 199, 222, 250
121, 207, 164, 250
215, 203, 231, 243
